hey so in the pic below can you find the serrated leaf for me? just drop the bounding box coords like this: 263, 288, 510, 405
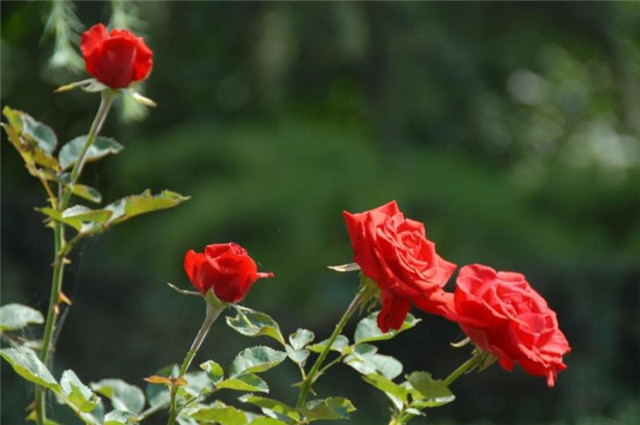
299, 397, 356, 421
68, 184, 102, 203
362, 374, 408, 408
200, 360, 224, 385
103, 409, 137, 425
285, 346, 310, 366
190, 405, 248, 424
307, 335, 349, 354
0, 347, 59, 391
226, 306, 285, 345
288, 329, 315, 351
21, 113, 58, 154
239, 395, 300, 422
59, 136, 124, 170
0, 303, 44, 330
230, 346, 287, 377
344, 353, 402, 380
354, 311, 420, 343
37, 205, 112, 232
216, 373, 269, 393
408, 371, 455, 408
91, 379, 145, 415
61, 370, 100, 413
2, 107, 61, 173
104, 190, 189, 226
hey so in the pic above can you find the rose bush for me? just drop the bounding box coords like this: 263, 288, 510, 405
184, 243, 274, 303
344, 201, 457, 332
444, 264, 571, 387
80, 23, 153, 88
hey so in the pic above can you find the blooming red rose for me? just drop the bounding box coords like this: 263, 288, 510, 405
184, 243, 273, 303
344, 201, 457, 332
80, 24, 153, 89
446, 264, 571, 387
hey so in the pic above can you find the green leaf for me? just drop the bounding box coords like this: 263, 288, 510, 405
0, 303, 44, 331
226, 306, 285, 345
68, 184, 102, 204
191, 404, 248, 425
216, 373, 269, 393
184, 371, 213, 394
239, 395, 301, 423
200, 360, 224, 385
354, 311, 420, 343
146, 364, 177, 408
61, 370, 100, 413
288, 329, 315, 351
91, 379, 145, 415
285, 346, 310, 366
407, 371, 455, 408
298, 397, 356, 421
58, 136, 124, 170
307, 335, 349, 354
37, 205, 112, 233
104, 189, 189, 226
362, 374, 408, 409
344, 353, 403, 380
103, 410, 138, 425
21, 112, 58, 154
249, 418, 288, 425
2, 107, 61, 173
229, 346, 287, 377
0, 347, 59, 391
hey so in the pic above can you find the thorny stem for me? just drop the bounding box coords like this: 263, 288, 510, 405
296, 291, 364, 408
167, 302, 224, 425
35, 90, 116, 425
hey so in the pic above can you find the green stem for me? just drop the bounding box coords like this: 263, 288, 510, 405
167, 302, 224, 425
443, 355, 478, 387
60, 90, 116, 209
296, 291, 364, 408
35, 90, 116, 425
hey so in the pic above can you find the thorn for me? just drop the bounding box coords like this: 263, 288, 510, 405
58, 291, 72, 306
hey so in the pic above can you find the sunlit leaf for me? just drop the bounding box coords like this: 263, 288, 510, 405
37, 205, 112, 232
354, 311, 420, 343
226, 306, 285, 345
307, 335, 349, 354
58, 135, 123, 170
200, 360, 224, 385
288, 329, 315, 351
249, 418, 288, 425
91, 379, 145, 415
238, 395, 300, 423
104, 190, 189, 226
362, 373, 408, 409
0, 303, 44, 331
0, 347, 59, 391
285, 346, 310, 366
407, 371, 455, 408
344, 353, 402, 380
216, 373, 269, 393
190, 404, 248, 425
229, 346, 287, 377
298, 397, 356, 421
103, 409, 138, 425
60, 370, 100, 413
67, 183, 102, 204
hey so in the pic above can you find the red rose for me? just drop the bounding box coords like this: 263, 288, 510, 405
80, 24, 153, 89
184, 243, 274, 303
447, 264, 571, 387
344, 201, 457, 332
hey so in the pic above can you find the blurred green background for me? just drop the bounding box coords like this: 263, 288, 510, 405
2, 1, 639, 424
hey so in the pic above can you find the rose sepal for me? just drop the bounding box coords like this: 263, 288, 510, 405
204, 287, 228, 311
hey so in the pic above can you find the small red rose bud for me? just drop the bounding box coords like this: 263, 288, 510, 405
184, 243, 273, 304
80, 24, 153, 89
